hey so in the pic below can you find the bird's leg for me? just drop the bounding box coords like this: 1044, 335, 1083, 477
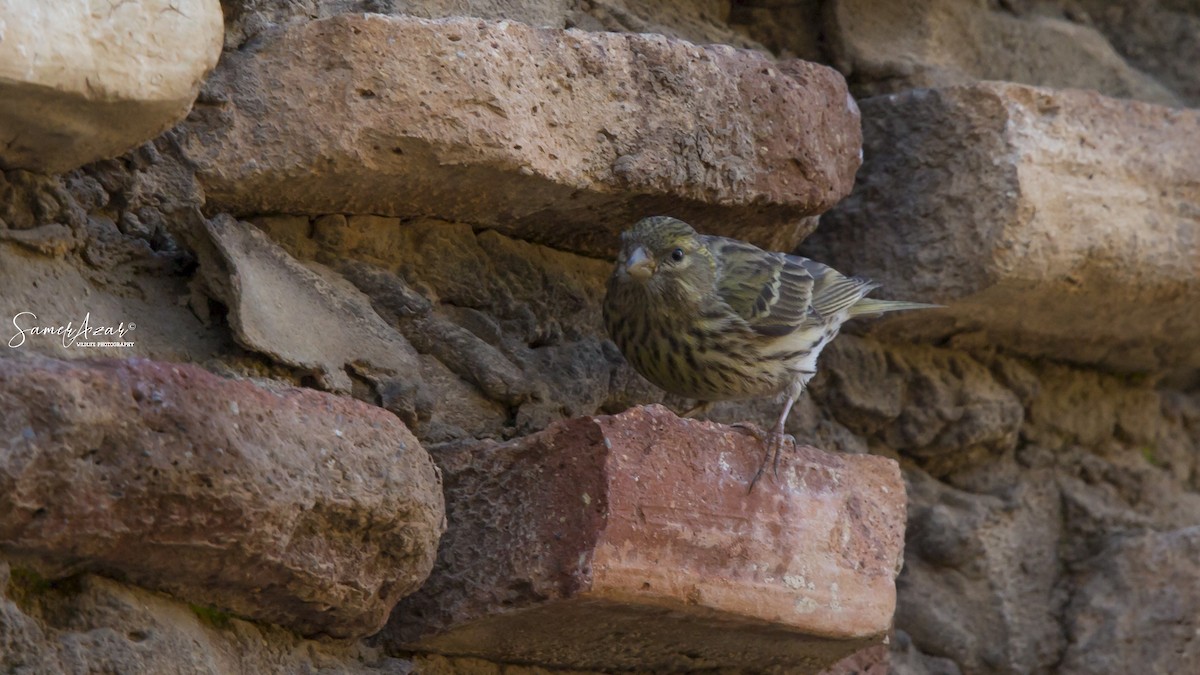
679, 400, 713, 419
769, 394, 797, 477
737, 394, 799, 492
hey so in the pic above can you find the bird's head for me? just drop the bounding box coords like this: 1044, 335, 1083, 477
613, 216, 714, 294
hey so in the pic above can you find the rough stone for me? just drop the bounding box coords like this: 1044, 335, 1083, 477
888, 630, 962, 675
896, 468, 1065, 674
219, 1, 772, 66
250, 213, 640, 443
880, 351, 1200, 675
2, 3, 1199, 672
185, 213, 433, 429
0, 0, 224, 173
185, 13, 861, 255
825, 0, 1181, 106
0, 562, 414, 674
0, 356, 444, 639
817, 644, 889, 675
1074, 0, 1200, 107
1061, 526, 1200, 674
803, 336, 1024, 483
412, 653, 604, 675
383, 405, 906, 672
729, 0, 824, 61
799, 82, 1200, 376
573, 0, 767, 50
0, 143, 229, 362
0, 243, 232, 364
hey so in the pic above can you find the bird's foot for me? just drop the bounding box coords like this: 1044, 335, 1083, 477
731, 423, 796, 492
679, 401, 714, 419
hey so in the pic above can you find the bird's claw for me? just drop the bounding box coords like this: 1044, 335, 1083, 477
731, 423, 796, 492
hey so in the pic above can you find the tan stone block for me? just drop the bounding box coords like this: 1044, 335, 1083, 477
827, 0, 1180, 106
184, 14, 861, 255
801, 82, 1200, 375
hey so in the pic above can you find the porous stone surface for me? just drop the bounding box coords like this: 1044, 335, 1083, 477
186, 213, 429, 404
0, 0, 224, 173
219, 0, 772, 52
4, 0, 1200, 673
896, 469, 1064, 673
1060, 527, 1200, 673
805, 335, 1200, 674
0, 356, 444, 640
4, 134, 1200, 673
574, 0, 767, 49
800, 82, 1200, 376
1075, 0, 1200, 107
0, 156, 234, 365
383, 405, 906, 672
222, 214, 626, 443
818, 644, 889, 675
728, 0, 824, 62
0, 562, 414, 674
411, 654, 607, 675
185, 13, 861, 255
825, 0, 1181, 106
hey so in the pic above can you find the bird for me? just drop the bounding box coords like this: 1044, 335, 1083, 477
602, 215, 938, 487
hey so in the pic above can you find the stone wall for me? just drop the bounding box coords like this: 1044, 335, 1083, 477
2, 1, 1198, 673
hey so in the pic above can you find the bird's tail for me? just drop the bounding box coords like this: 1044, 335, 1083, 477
848, 298, 944, 317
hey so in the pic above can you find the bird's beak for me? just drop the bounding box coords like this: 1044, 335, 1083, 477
625, 246, 654, 281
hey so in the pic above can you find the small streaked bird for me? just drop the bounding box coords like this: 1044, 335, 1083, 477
603, 216, 937, 487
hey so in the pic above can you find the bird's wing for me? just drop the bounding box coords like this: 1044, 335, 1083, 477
709, 237, 815, 337
797, 258, 879, 317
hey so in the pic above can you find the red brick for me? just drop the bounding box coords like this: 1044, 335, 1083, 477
384, 405, 905, 671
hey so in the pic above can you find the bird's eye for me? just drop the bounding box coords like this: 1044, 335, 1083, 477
670, 248, 685, 262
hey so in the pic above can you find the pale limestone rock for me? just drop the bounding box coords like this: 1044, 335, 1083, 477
0, 0, 224, 173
